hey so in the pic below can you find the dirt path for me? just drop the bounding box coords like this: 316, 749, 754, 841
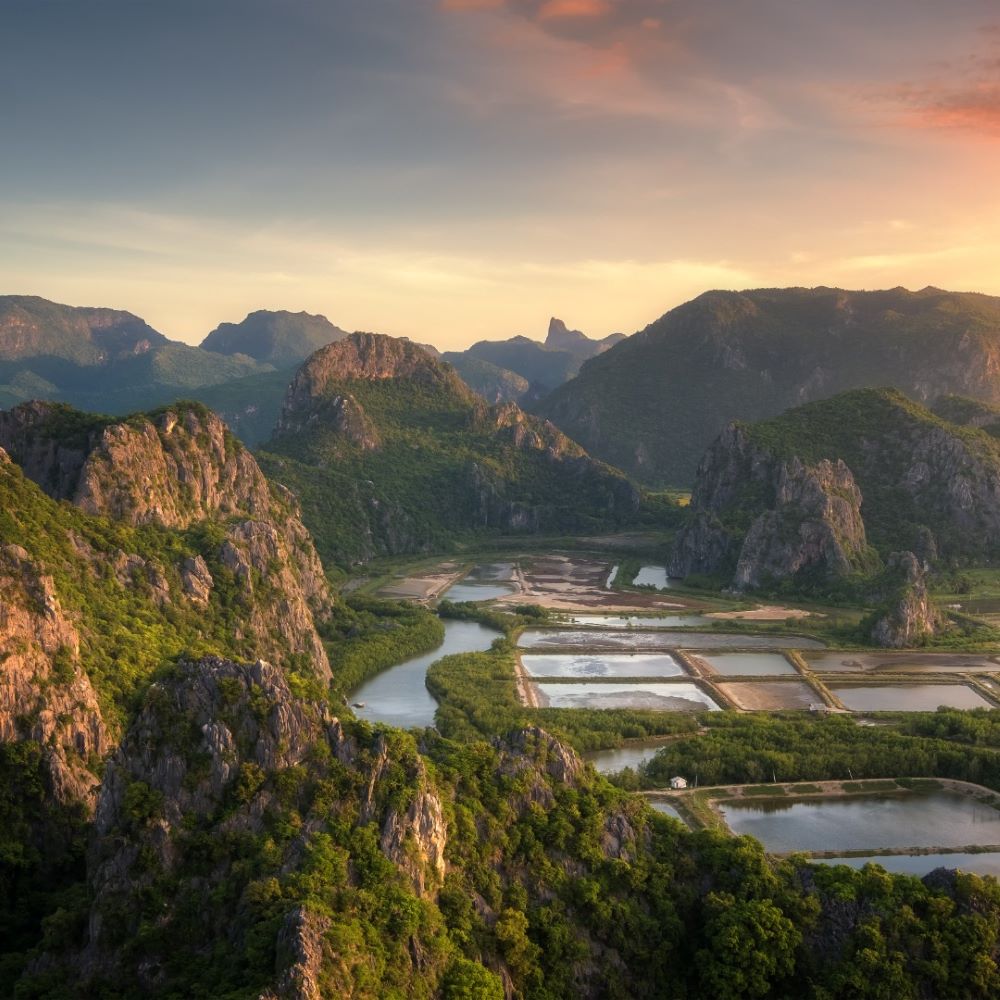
514, 653, 541, 708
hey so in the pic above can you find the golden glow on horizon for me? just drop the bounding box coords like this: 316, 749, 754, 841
3, 1, 1000, 348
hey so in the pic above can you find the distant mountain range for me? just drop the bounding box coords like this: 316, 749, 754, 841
0, 295, 270, 414
200, 308, 348, 366
13, 286, 1000, 495
457, 317, 625, 401
535, 286, 1000, 486
0, 296, 623, 443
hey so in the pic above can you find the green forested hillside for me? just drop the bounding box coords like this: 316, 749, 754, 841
536, 286, 1000, 486
259, 333, 643, 566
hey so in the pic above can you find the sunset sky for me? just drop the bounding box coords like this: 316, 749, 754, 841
4, 0, 1000, 348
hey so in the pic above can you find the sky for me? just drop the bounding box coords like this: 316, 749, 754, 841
3, 0, 1000, 349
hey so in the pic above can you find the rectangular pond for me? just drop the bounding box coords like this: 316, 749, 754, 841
531, 681, 721, 712
441, 562, 517, 602
718, 680, 821, 710
521, 652, 688, 679
719, 790, 1000, 854
632, 565, 677, 589
565, 614, 712, 629
830, 683, 994, 712
518, 629, 825, 650
698, 652, 798, 676
812, 851, 1000, 878
805, 651, 1000, 674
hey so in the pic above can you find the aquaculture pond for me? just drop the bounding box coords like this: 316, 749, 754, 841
632, 565, 676, 589
350, 620, 500, 728
697, 652, 798, 676
518, 629, 825, 650
584, 740, 673, 774
718, 680, 821, 711
806, 651, 1000, 674
440, 562, 517, 602
831, 684, 994, 712
565, 614, 712, 629
812, 852, 1000, 878
719, 790, 1000, 854
520, 653, 688, 679
532, 681, 721, 712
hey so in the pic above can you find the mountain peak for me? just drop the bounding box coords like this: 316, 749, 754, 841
545, 317, 589, 351
200, 309, 348, 367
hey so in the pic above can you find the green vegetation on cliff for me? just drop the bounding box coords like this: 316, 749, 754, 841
259, 334, 643, 567
537, 286, 1000, 486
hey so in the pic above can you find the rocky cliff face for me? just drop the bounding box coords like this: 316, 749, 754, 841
78, 656, 449, 992
0, 525, 108, 808
670, 423, 870, 589
0, 400, 272, 527
280, 333, 469, 423
733, 457, 868, 589
869, 551, 942, 648
0, 401, 333, 676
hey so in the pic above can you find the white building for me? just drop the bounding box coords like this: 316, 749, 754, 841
669, 776, 688, 790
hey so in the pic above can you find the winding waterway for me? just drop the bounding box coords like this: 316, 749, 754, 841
350, 620, 500, 728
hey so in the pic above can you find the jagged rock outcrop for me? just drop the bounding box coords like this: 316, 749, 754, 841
870, 551, 942, 648
495, 727, 584, 786
77, 657, 450, 990
667, 511, 734, 579
0, 530, 107, 807
675, 387, 1000, 580
0, 401, 271, 527
276, 391, 379, 448
180, 554, 213, 604
0, 400, 334, 676
267, 906, 332, 1000
733, 457, 868, 589
279, 333, 470, 430
670, 423, 871, 589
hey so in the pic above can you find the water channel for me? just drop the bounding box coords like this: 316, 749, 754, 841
350, 620, 500, 728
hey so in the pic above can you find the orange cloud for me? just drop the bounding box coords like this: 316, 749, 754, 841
892, 81, 1000, 138
536, 0, 613, 19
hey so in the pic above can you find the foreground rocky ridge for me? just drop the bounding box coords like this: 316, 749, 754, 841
0, 401, 335, 817
3, 394, 1000, 996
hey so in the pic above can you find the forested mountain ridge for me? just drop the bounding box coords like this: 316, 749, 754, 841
200, 308, 349, 367
536, 286, 1000, 486
0, 295, 272, 415
259, 332, 642, 566
670, 387, 1000, 598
